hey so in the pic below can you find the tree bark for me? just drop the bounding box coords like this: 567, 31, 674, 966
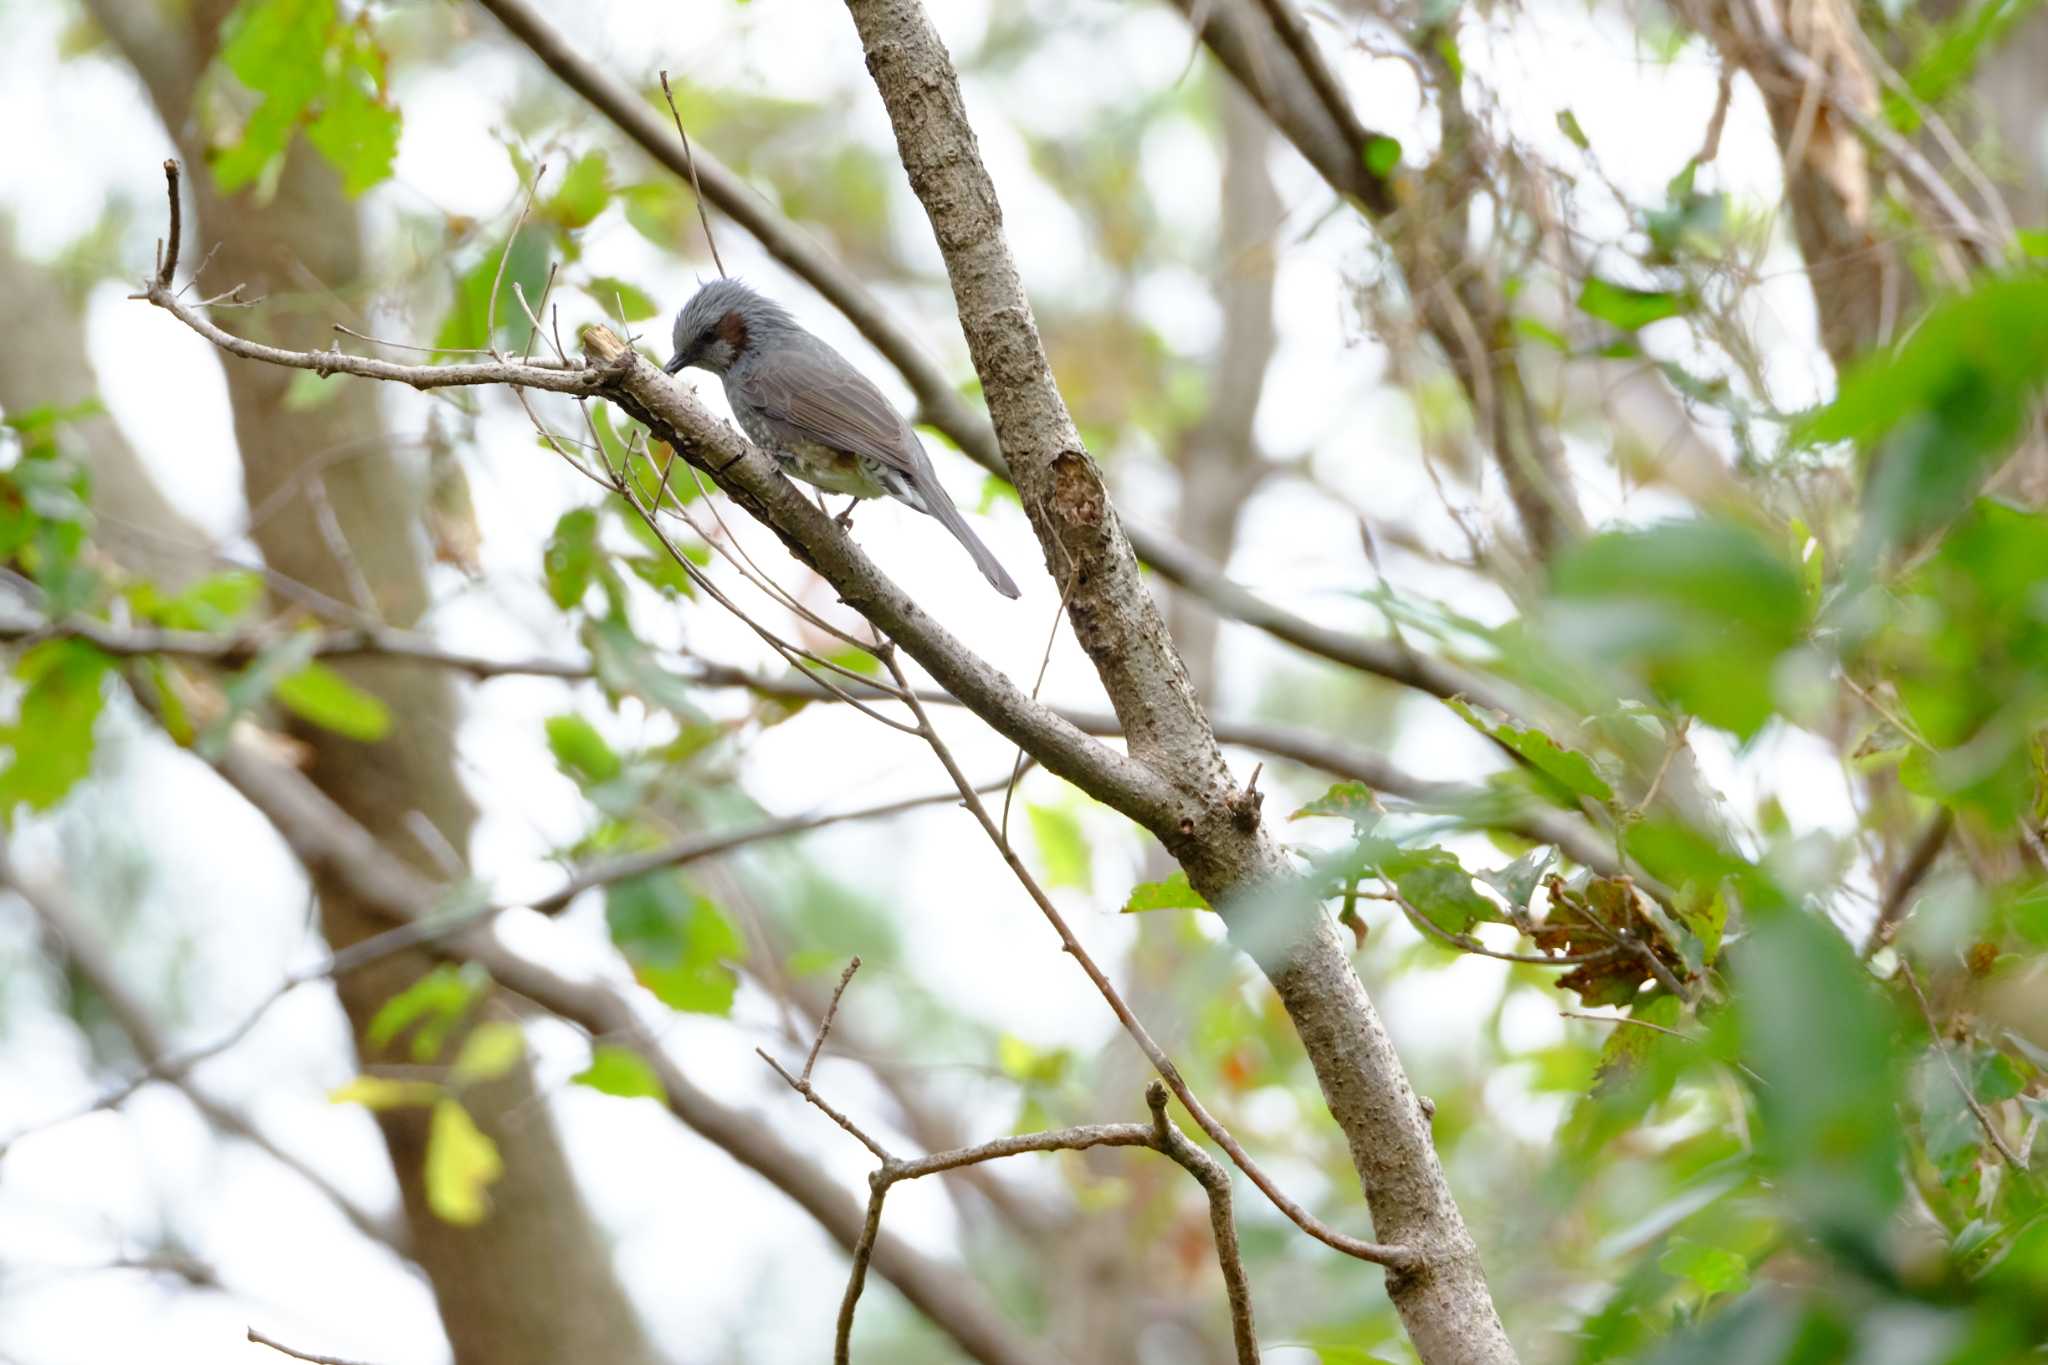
81, 5, 655, 1360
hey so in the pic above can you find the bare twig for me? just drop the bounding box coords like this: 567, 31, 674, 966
156, 159, 180, 288
659, 71, 727, 277
247, 1328, 380, 1365
1897, 957, 2027, 1171
1868, 809, 1953, 953
1381, 886, 1622, 967
803, 956, 862, 1084
759, 973, 1260, 1362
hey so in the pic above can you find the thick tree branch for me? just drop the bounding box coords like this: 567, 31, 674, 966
834, 5, 1518, 1360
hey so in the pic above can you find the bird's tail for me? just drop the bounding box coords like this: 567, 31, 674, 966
917, 476, 1021, 598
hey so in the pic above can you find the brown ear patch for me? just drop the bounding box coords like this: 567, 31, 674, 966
716, 310, 748, 354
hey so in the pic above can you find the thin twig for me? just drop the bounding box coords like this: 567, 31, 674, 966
761, 980, 1259, 1363
660, 70, 727, 277
247, 1328, 379, 1365
1868, 808, 1953, 953
1382, 886, 1621, 967
157, 159, 180, 288
802, 956, 862, 1084
1898, 958, 2027, 1171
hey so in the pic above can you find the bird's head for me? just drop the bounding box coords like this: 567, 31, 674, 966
665, 278, 795, 376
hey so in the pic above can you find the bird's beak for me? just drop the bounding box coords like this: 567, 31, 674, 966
662, 352, 688, 376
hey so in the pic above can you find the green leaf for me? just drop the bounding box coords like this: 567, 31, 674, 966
1555, 108, 1590, 149
543, 506, 600, 610
586, 616, 704, 716
136, 570, 265, 631
274, 663, 390, 741
1447, 699, 1615, 804
1122, 870, 1210, 913
1381, 846, 1499, 935
424, 1097, 503, 1225
1364, 135, 1402, 177
545, 713, 621, 786
367, 962, 489, 1062
330, 1075, 442, 1109
1293, 782, 1379, 827
1577, 276, 1689, 331
436, 225, 551, 353
209, 0, 400, 197
547, 151, 611, 229
1481, 847, 1556, 910
1658, 1238, 1751, 1301
1973, 1049, 2029, 1102
450, 1021, 525, 1086
587, 275, 659, 323
1735, 907, 1904, 1248
572, 1044, 666, 1101
1026, 804, 1092, 890
0, 640, 111, 819
1549, 519, 1809, 736
1804, 275, 2048, 554
605, 873, 744, 1015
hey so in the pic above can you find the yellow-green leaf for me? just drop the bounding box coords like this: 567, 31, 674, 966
330, 1075, 442, 1110
424, 1098, 503, 1225
450, 1021, 525, 1086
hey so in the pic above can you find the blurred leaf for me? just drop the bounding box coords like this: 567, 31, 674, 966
545, 713, 621, 786
330, 1075, 441, 1109
1448, 699, 1615, 804
424, 1097, 502, 1225
587, 274, 659, 323
1556, 109, 1590, 149
436, 225, 551, 353
367, 962, 488, 1062
1885, 0, 2046, 132
546, 150, 611, 229
1578, 277, 1690, 331
605, 872, 744, 1014
209, 0, 400, 197
1027, 804, 1092, 890
1735, 908, 1904, 1248
543, 506, 600, 610
1122, 870, 1210, 913
274, 663, 390, 741
133, 570, 265, 631
1380, 846, 1499, 935
1483, 847, 1556, 909
1658, 1237, 1750, 1301
0, 640, 110, 820
1803, 274, 2048, 554
572, 1044, 666, 1101
450, 1021, 524, 1086
1364, 135, 1402, 176
1294, 782, 1379, 826
1549, 520, 1808, 736
586, 616, 704, 716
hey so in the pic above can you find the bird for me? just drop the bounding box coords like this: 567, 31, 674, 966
664, 278, 1022, 599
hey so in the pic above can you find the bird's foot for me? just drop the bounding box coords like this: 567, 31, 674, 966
834, 498, 860, 530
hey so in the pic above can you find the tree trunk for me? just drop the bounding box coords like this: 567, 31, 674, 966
80, 5, 656, 1360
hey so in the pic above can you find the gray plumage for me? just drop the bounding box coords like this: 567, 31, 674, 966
665, 279, 1021, 598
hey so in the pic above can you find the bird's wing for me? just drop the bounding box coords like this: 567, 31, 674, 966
727, 345, 926, 477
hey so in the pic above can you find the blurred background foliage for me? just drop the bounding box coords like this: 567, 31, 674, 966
0, 0, 2045, 1362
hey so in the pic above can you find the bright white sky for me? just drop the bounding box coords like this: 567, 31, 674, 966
0, 0, 1876, 1361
